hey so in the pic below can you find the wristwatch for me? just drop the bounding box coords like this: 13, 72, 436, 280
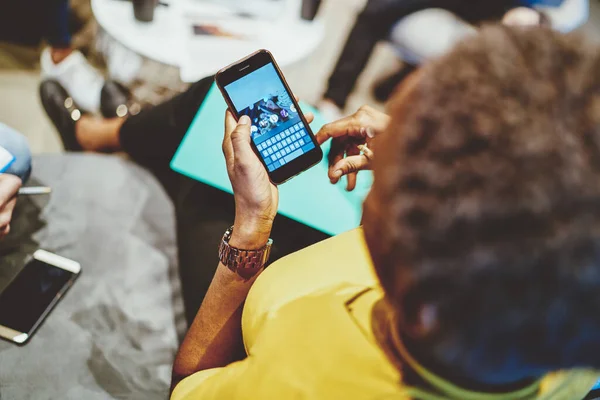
218, 226, 273, 279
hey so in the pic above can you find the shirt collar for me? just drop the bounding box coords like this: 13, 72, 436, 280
348, 288, 541, 399
392, 324, 541, 400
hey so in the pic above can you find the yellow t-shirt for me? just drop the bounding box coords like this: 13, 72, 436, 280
171, 228, 598, 400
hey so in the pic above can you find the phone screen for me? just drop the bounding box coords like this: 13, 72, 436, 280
0, 259, 75, 335
223, 63, 317, 174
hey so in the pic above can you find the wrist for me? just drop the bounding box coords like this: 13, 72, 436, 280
230, 217, 273, 250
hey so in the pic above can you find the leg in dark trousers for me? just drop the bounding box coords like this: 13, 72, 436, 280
119, 77, 214, 172
45, 0, 71, 49
119, 77, 329, 324
324, 0, 443, 108
323, 0, 518, 108
0, 0, 70, 46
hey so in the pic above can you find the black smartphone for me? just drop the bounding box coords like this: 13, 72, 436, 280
216, 49, 323, 185
0, 250, 81, 345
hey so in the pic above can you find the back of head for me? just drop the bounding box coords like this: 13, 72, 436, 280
365, 25, 600, 379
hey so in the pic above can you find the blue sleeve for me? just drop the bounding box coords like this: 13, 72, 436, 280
0, 146, 15, 173
0, 123, 32, 182
522, 0, 565, 6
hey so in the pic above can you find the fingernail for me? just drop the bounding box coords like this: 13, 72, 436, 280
366, 127, 375, 138
332, 170, 342, 178
239, 115, 251, 125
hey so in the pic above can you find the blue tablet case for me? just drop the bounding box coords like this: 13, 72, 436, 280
170, 84, 372, 236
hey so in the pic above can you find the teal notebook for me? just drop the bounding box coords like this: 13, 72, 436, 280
170, 84, 373, 236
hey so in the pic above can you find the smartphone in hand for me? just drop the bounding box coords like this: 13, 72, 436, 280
216, 50, 322, 185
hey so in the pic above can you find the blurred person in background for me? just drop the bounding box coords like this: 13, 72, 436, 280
319, 0, 589, 120
0, 0, 104, 112
0, 124, 31, 240
44, 26, 600, 399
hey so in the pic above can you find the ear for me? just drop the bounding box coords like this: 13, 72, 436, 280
406, 304, 439, 338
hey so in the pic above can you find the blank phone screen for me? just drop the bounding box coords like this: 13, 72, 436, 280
0, 259, 74, 334
224, 63, 315, 172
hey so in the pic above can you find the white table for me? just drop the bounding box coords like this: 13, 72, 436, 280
91, 0, 325, 82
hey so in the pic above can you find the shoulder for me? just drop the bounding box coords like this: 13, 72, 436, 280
538, 370, 599, 399
245, 228, 378, 318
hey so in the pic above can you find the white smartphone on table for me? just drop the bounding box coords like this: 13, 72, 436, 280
0, 250, 80, 345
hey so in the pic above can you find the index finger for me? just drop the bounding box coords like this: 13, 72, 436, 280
0, 175, 22, 204
315, 114, 366, 146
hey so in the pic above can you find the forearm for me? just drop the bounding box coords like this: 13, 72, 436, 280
171, 225, 270, 389
171, 106, 279, 391
171, 264, 256, 386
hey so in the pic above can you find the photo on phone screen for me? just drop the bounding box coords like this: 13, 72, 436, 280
217, 50, 322, 184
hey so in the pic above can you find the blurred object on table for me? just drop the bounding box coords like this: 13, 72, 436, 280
133, 0, 158, 22
195, 0, 286, 20
301, 0, 322, 20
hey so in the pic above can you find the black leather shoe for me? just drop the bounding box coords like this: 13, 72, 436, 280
39, 79, 83, 151
100, 81, 141, 119
373, 63, 418, 103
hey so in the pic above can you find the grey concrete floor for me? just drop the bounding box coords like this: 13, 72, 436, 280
1, 0, 600, 155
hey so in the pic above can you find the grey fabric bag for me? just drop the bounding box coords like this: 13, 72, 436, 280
0, 154, 185, 400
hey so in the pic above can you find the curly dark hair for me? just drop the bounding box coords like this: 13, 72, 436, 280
367, 25, 600, 376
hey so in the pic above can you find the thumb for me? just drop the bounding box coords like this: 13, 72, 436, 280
230, 115, 255, 161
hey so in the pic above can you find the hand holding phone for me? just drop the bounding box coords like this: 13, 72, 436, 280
222, 110, 316, 249
223, 112, 277, 248
216, 50, 323, 185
